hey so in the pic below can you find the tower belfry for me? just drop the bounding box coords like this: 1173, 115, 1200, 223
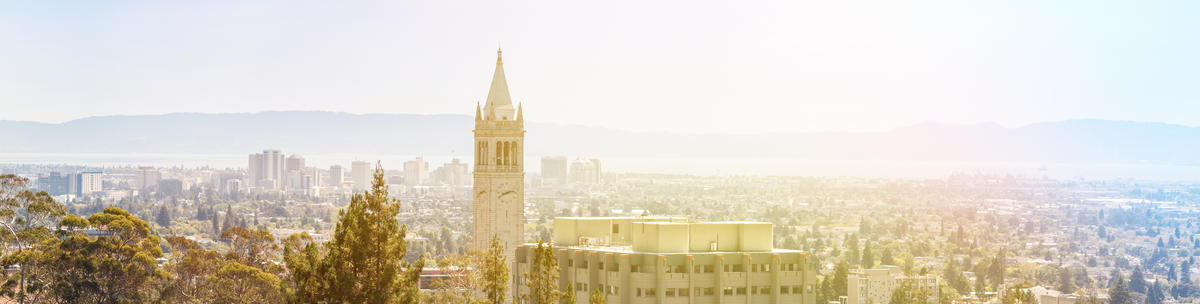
472, 49, 525, 264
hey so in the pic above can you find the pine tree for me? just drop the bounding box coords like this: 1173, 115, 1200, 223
320, 163, 414, 303
589, 288, 607, 304
524, 240, 561, 304
881, 247, 895, 266
156, 205, 171, 227
222, 205, 235, 234
483, 235, 510, 304
563, 283, 577, 304
832, 260, 850, 298
1183, 260, 1192, 284
1111, 274, 1133, 304
1130, 266, 1147, 293
1146, 280, 1165, 304
1168, 262, 1178, 282
861, 243, 875, 268
210, 207, 220, 234
1058, 267, 1076, 293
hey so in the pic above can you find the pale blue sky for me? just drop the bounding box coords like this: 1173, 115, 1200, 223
1, 0, 1197, 133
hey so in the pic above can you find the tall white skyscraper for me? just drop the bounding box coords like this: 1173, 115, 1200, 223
285, 154, 305, 172
248, 149, 285, 189
329, 165, 345, 188
404, 157, 429, 187
69, 171, 103, 196
351, 161, 372, 190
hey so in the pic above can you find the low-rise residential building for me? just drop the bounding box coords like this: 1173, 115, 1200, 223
847, 265, 939, 304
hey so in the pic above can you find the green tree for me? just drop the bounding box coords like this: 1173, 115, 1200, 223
589, 288, 607, 304
1130, 266, 1147, 293
483, 235, 510, 304
156, 205, 171, 228
0, 174, 67, 303
880, 247, 895, 266
937, 280, 960, 304
1001, 283, 1037, 304
44, 207, 169, 303
220, 226, 280, 271
816, 276, 835, 304
1111, 274, 1133, 304
163, 236, 225, 303
208, 262, 285, 304
861, 243, 874, 268
832, 260, 850, 298
284, 163, 418, 303
524, 240, 561, 304
891, 280, 932, 304
563, 282, 577, 304
1058, 267, 1076, 293
1146, 280, 1165, 304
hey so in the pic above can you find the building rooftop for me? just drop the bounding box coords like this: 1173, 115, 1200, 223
545, 216, 787, 254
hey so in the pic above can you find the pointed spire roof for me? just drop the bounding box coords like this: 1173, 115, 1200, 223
516, 103, 523, 121
483, 48, 515, 120
475, 102, 482, 120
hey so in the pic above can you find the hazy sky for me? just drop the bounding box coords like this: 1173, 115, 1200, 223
1, 1, 1197, 133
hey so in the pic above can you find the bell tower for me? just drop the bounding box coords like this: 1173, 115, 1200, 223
472, 48, 525, 261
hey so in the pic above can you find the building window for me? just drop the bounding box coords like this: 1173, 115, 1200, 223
646, 288, 656, 296
736, 287, 746, 295
666, 289, 676, 297
781, 286, 789, 294
703, 288, 715, 296
679, 288, 690, 296
723, 287, 734, 296
612, 224, 619, 233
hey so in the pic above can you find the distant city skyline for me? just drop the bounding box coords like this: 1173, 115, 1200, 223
2, 1, 1198, 133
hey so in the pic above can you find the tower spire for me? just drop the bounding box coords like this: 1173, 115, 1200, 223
483, 49, 515, 120
475, 101, 482, 120
516, 102, 523, 121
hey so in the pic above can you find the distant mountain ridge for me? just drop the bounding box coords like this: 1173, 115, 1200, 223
2, 111, 1198, 164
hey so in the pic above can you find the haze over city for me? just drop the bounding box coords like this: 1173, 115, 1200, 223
2, 2, 1199, 304
3, 1, 1198, 133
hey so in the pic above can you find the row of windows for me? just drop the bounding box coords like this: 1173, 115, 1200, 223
565, 262, 805, 273
475, 140, 520, 167
633, 285, 812, 297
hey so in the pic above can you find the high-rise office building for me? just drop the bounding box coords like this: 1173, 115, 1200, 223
432, 158, 470, 187
69, 172, 103, 197
285, 154, 305, 172
135, 166, 161, 190
37, 172, 70, 196
472, 48, 526, 264
329, 165, 345, 188
403, 157, 429, 187
541, 156, 568, 185
351, 161, 372, 190
590, 158, 602, 183
248, 149, 285, 189
514, 217, 817, 304
570, 158, 600, 184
